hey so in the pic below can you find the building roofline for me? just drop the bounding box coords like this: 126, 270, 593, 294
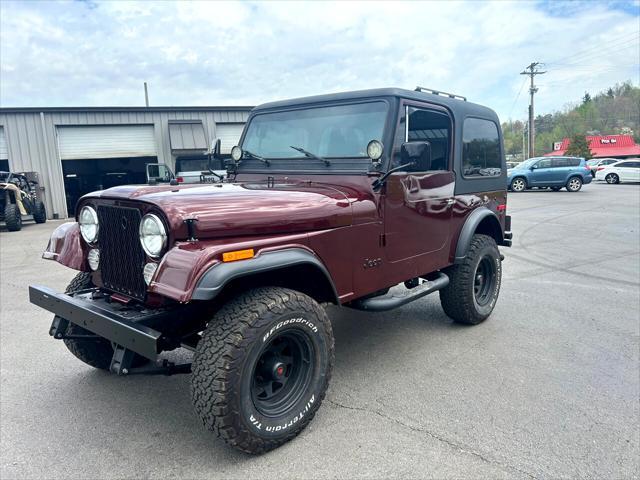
0, 106, 254, 114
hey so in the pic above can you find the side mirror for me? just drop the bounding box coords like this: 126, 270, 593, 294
401, 141, 431, 170
531, 164, 538, 170
208, 138, 222, 172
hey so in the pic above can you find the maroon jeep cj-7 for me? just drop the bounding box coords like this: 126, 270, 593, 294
30, 87, 512, 453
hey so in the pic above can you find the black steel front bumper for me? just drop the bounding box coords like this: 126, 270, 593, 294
29, 285, 164, 359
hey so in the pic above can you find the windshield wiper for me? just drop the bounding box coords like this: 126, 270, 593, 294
289, 146, 331, 166
244, 150, 270, 166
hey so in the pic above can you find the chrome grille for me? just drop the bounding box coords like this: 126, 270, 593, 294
97, 205, 147, 300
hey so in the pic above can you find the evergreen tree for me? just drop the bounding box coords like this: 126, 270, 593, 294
582, 92, 592, 104
564, 134, 594, 160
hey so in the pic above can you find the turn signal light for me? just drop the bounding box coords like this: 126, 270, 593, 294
222, 249, 255, 262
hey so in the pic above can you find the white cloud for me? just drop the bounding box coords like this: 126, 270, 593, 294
0, 0, 638, 121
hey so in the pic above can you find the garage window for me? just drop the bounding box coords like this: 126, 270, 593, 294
462, 118, 501, 177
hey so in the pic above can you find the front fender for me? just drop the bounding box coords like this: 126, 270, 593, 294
42, 222, 89, 271
149, 236, 338, 303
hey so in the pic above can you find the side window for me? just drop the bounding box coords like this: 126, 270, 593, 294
462, 118, 501, 177
551, 158, 568, 168
406, 107, 451, 171
617, 162, 630, 168
537, 159, 551, 169
568, 158, 581, 167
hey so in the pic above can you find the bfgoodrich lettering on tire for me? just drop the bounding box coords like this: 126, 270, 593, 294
191, 287, 334, 454
440, 234, 502, 325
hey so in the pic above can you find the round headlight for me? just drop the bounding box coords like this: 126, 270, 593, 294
367, 140, 384, 161
230, 146, 243, 162
79, 206, 99, 244
139, 214, 167, 258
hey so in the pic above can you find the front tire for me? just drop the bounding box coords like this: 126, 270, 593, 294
4, 204, 22, 231
191, 287, 334, 454
440, 234, 502, 325
61, 272, 147, 370
566, 176, 583, 192
605, 173, 619, 184
510, 177, 527, 192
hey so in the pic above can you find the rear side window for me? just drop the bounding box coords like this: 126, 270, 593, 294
616, 162, 631, 168
565, 158, 581, 167
462, 118, 501, 177
551, 158, 568, 167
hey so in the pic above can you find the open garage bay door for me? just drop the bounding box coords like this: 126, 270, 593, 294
216, 123, 244, 154
57, 125, 157, 160
57, 125, 158, 216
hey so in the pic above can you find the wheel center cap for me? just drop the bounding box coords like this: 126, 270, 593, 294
273, 362, 286, 379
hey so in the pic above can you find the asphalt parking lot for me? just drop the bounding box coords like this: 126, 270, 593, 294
1, 182, 639, 479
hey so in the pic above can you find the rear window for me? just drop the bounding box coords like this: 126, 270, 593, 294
462, 118, 501, 177
177, 158, 208, 172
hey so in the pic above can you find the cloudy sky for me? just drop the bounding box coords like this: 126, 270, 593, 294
1, 0, 638, 121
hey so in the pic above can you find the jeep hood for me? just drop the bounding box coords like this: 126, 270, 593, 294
85, 181, 353, 239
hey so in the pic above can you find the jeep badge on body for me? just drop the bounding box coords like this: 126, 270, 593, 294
29, 87, 512, 454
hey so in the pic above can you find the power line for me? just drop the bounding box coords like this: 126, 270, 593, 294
547, 32, 640, 66
520, 62, 546, 158
508, 77, 528, 119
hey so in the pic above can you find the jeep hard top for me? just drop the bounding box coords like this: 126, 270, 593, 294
30, 87, 512, 454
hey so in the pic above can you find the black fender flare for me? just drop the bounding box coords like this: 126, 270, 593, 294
454, 207, 503, 263
191, 247, 339, 302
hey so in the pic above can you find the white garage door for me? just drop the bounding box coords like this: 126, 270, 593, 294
0, 127, 8, 160
216, 123, 245, 154
57, 125, 157, 160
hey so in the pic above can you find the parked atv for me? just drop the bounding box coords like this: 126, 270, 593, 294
0, 171, 47, 231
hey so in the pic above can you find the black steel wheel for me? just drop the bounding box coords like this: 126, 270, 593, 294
473, 256, 498, 308
251, 331, 314, 417
191, 287, 334, 454
440, 234, 502, 325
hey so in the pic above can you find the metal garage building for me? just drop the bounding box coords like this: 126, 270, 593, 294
0, 106, 252, 218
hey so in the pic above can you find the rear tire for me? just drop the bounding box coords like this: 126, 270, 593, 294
440, 234, 502, 325
4, 204, 22, 231
61, 272, 148, 370
510, 177, 526, 192
566, 176, 583, 192
191, 287, 334, 454
605, 173, 619, 184
33, 201, 47, 223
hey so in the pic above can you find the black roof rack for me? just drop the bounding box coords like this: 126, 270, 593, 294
414, 86, 467, 102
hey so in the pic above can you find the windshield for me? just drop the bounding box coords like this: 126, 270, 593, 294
513, 159, 538, 169
242, 102, 388, 159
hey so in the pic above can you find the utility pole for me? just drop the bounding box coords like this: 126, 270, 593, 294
520, 62, 546, 158
144, 82, 150, 107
